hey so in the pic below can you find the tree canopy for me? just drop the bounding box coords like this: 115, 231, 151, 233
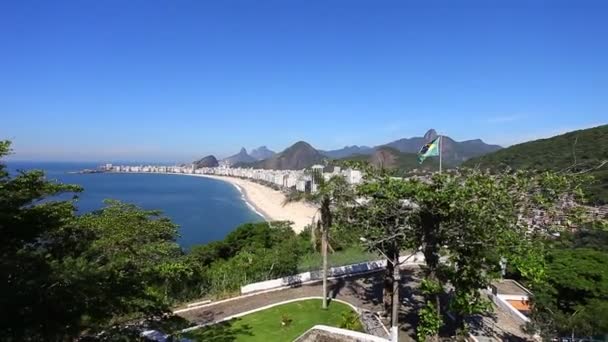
347, 163, 597, 340
0, 141, 188, 340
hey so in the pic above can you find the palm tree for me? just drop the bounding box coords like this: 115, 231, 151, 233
283, 170, 352, 309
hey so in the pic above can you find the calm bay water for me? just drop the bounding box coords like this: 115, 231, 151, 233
8, 162, 263, 249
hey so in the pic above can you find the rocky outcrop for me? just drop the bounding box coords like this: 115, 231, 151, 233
193, 155, 219, 168
250, 146, 276, 161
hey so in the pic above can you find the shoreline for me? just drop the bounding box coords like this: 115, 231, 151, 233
225, 181, 271, 221
190, 174, 317, 233
104, 171, 316, 233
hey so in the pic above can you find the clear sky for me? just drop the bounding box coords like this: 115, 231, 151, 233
1, 0, 606, 162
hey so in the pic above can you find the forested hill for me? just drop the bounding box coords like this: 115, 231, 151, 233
463, 125, 608, 204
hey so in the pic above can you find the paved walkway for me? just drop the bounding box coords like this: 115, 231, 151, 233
176, 267, 534, 342
177, 267, 423, 342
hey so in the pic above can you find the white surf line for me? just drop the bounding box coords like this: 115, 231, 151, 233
178, 296, 361, 333
229, 182, 268, 221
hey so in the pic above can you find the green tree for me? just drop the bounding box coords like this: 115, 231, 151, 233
283, 172, 354, 309
348, 163, 592, 341
76, 200, 187, 308
0, 141, 188, 340
0, 141, 84, 340
408, 169, 590, 340
530, 246, 608, 339
196, 221, 306, 296
353, 167, 418, 329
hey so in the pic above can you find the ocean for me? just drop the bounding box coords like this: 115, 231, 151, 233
7, 162, 263, 249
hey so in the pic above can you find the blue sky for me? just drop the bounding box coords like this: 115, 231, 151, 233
1, 0, 606, 162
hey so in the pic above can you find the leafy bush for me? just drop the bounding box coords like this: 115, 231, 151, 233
339, 311, 362, 331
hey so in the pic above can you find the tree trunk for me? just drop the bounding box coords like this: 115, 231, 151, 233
434, 293, 441, 342
322, 223, 328, 309
422, 211, 441, 342
383, 259, 394, 316
321, 196, 332, 310
391, 250, 400, 339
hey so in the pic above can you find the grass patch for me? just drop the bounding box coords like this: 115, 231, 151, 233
181, 299, 360, 341
297, 246, 379, 273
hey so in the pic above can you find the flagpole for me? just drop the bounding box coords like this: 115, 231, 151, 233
439, 135, 442, 174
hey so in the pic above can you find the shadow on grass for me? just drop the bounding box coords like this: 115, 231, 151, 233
179, 319, 253, 342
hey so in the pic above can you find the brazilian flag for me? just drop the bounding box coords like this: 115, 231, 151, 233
418, 137, 440, 164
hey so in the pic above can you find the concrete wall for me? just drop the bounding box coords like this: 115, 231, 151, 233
241, 253, 425, 294
294, 325, 390, 342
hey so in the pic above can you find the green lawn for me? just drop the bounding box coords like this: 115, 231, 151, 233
297, 246, 379, 273
181, 299, 360, 341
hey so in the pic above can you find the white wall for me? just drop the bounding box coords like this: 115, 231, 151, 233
294, 325, 390, 342
240, 253, 425, 294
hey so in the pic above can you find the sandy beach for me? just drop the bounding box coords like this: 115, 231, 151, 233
190, 174, 318, 233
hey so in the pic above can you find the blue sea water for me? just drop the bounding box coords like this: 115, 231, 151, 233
7, 162, 263, 249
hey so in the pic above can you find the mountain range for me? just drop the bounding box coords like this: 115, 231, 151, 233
250, 146, 276, 160
322, 129, 502, 165
240, 141, 326, 170
384, 129, 502, 164
220, 146, 276, 166
336, 146, 440, 175
222, 148, 257, 166
192, 125, 608, 203
207, 129, 501, 171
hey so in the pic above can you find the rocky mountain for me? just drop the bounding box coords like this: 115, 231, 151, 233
193, 155, 219, 168
222, 147, 256, 166
319, 129, 501, 162
464, 124, 608, 204
321, 145, 374, 159
382, 129, 502, 164
195, 129, 500, 172
340, 146, 439, 174
250, 146, 276, 161
252, 141, 326, 170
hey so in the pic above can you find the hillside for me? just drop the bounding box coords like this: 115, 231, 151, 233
464, 125, 608, 204
383, 129, 502, 164
222, 148, 256, 165
248, 141, 326, 170
193, 155, 219, 168
339, 146, 441, 175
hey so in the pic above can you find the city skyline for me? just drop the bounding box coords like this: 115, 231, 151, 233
1, 1, 607, 162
